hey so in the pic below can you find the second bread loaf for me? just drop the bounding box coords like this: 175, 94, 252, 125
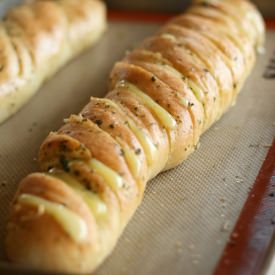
0, 0, 106, 124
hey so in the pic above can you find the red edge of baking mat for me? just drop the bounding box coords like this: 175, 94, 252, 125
214, 138, 275, 275
108, 10, 275, 275
108, 10, 275, 29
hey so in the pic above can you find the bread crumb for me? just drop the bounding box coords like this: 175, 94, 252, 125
124, 238, 131, 243
263, 144, 272, 148
216, 239, 222, 245
14, 204, 22, 212
221, 220, 231, 232
38, 205, 45, 216
1, 180, 7, 187
176, 241, 184, 254
6, 222, 15, 230
220, 197, 226, 203
235, 176, 244, 183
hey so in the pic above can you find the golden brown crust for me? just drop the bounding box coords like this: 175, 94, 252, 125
168, 14, 246, 90
58, 116, 141, 219
5, 0, 265, 273
140, 34, 220, 129
110, 61, 195, 168
159, 25, 234, 112
39, 132, 92, 170
124, 49, 204, 149
106, 88, 170, 177
187, 4, 256, 68
192, 0, 264, 48
81, 97, 149, 183
0, 0, 106, 124
6, 173, 101, 273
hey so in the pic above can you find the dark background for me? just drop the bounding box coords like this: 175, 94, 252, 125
105, 0, 275, 18
0, 1, 274, 18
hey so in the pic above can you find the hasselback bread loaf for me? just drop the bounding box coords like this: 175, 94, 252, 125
0, 0, 106, 124
5, 0, 265, 273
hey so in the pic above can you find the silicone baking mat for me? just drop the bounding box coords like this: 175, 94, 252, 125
0, 4, 275, 275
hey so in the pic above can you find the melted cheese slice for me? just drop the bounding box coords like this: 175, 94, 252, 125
121, 146, 141, 179
115, 137, 141, 179
157, 63, 182, 79
154, 61, 204, 103
155, 58, 205, 103
117, 81, 176, 131
48, 170, 107, 218
187, 79, 205, 101
89, 159, 123, 192
126, 119, 157, 166
18, 194, 88, 243
160, 33, 177, 42
92, 98, 157, 166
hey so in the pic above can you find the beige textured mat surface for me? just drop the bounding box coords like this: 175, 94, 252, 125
0, 18, 274, 275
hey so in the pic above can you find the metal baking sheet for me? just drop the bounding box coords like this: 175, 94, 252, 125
0, 2, 275, 275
